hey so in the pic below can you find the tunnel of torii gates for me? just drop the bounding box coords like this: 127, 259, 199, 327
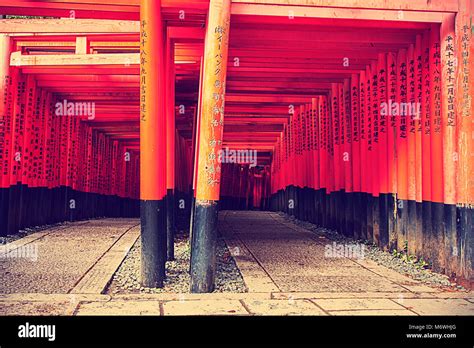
0, 0, 473, 291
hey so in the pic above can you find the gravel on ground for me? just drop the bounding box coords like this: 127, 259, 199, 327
107, 233, 248, 294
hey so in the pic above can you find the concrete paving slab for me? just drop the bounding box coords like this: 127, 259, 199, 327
260, 264, 380, 277
243, 299, 327, 315
431, 292, 474, 299
353, 259, 443, 292
0, 300, 75, 316
162, 300, 248, 315
271, 274, 405, 293
222, 237, 279, 292
313, 298, 406, 311
398, 284, 443, 293
71, 225, 140, 294
75, 300, 161, 315
392, 298, 474, 315
0, 293, 110, 302
271, 292, 438, 300
329, 309, 416, 316
112, 292, 271, 301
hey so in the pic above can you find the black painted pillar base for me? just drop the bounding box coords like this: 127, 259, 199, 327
298, 187, 303, 219
407, 200, 417, 255
330, 191, 335, 229
312, 189, 318, 225
18, 184, 28, 230
357, 192, 369, 240
141, 199, 167, 288
366, 195, 374, 243
387, 194, 397, 251
188, 191, 196, 273
372, 195, 380, 245
344, 191, 353, 238
190, 200, 218, 293
457, 206, 473, 286
166, 189, 175, 261
431, 202, 444, 273
421, 201, 433, 263
415, 201, 423, 258
337, 190, 345, 235
324, 190, 331, 228
378, 193, 389, 250
444, 204, 457, 278
396, 198, 409, 254
0, 188, 8, 237
352, 192, 361, 240
7, 184, 21, 235
303, 187, 310, 222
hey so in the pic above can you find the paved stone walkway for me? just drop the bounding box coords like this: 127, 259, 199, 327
220, 211, 445, 293
0, 219, 139, 294
0, 212, 473, 315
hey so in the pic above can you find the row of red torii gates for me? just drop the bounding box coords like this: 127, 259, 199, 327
141, 0, 474, 291
0, 0, 473, 291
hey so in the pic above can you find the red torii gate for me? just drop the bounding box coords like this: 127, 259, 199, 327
0, 0, 472, 290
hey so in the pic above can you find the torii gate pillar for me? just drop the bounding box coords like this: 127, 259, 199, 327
190, 0, 231, 293
140, 0, 167, 288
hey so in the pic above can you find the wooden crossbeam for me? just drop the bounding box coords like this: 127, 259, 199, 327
0, 19, 139, 34
231, 3, 450, 23
10, 51, 138, 66
232, 0, 458, 12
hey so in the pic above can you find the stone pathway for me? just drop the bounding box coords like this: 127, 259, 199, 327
1, 291, 473, 316
0, 219, 139, 294
0, 212, 473, 315
220, 211, 446, 293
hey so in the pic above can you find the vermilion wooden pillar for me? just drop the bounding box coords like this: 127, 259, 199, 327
429, 23, 444, 271
406, 43, 417, 255
190, 0, 231, 293
0, 34, 12, 236
350, 74, 361, 240
343, 79, 352, 195
189, 56, 204, 255
420, 31, 433, 263
0, 35, 10, 188
370, 61, 379, 245
319, 96, 328, 227
166, 33, 176, 261
359, 70, 367, 239
396, 48, 408, 250
343, 79, 352, 237
8, 67, 25, 235
414, 35, 423, 256
312, 97, 320, 192
140, 0, 167, 288
386, 52, 398, 250
331, 83, 340, 195
456, 0, 473, 283
440, 14, 457, 276
377, 53, 389, 249
365, 65, 373, 242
